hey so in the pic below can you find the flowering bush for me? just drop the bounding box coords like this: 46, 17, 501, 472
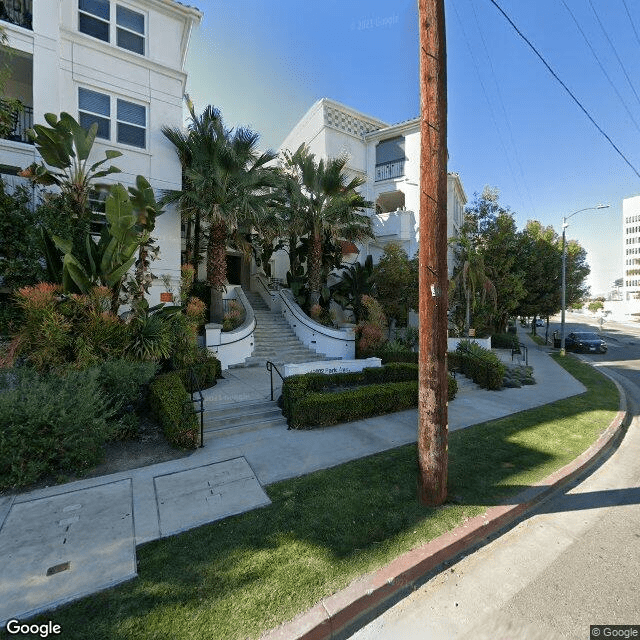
355, 295, 388, 357
222, 299, 245, 332
180, 264, 196, 305
186, 296, 206, 326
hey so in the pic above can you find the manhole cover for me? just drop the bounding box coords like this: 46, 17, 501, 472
0, 479, 136, 626
154, 458, 270, 537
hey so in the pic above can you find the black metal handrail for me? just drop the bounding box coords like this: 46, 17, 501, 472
185, 367, 205, 448
266, 360, 284, 401
375, 158, 405, 182
512, 342, 528, 366
0, 102, 33, 144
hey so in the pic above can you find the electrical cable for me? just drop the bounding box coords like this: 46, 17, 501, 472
468, 0, 537, 217
562, 0, 640, 136
587, 0, 640, 110
450, 0, 524, 209
487, 0, 640, 180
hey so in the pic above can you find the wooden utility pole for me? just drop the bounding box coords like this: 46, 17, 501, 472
417, 0, 448, 506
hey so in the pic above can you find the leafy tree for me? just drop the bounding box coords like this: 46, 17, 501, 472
588, 300, 604, 313
371, 243, 418, 328
516, 221, 562, 329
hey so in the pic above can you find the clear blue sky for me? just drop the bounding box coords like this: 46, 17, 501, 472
185, 0, 640, 297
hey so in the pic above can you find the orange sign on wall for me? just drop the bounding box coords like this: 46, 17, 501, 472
160, 292, 173, 302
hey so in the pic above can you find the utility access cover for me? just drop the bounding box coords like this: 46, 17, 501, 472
154, 457, 270, 537
0, 479, 136, 626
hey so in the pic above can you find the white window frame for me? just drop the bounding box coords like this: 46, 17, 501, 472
78, 87, 148, 150
78, 1, 146, 56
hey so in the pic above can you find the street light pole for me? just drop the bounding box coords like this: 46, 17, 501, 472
560, 204, 610, 356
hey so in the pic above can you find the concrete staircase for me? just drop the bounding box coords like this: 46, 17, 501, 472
234, 290, 328, 368
203, 398, 287, 439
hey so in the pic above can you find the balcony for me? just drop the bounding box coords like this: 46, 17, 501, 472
375, 159, 405, 182
0, 100, 33, 144
0, 0, 32, 30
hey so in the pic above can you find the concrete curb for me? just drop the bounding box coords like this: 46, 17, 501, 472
260, 365, 628, 640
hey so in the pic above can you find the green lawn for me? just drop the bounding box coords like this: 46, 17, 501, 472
18, 355, 619, 640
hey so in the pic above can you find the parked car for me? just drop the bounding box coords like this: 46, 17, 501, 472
565, 332, 607, 354
535, 319, 545, 327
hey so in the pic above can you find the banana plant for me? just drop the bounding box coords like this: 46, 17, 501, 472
20, 112, 122, 221
127, 176, 164, 301
48, 184, 141, 312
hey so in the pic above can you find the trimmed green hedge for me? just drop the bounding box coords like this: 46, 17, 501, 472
282, 363, 458, 429
454, 341, 505, 390
148, 372, 199, 449
491, 332, 520, 350
176, 352, 221, 393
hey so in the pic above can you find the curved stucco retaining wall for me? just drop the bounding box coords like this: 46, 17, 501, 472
278, 289, 355, 360
205, 285, 256, 370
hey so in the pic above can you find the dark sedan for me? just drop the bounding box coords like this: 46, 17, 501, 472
565, 332, 608, 354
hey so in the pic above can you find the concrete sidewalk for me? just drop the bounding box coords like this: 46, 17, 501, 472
0, 334, 590, 626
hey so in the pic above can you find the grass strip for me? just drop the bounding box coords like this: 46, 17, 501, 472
20, 355, 618, 640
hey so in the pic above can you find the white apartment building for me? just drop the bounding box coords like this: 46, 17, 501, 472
622, 194, 640, 302
273, 97, 466, 279
0, 0, 201, 305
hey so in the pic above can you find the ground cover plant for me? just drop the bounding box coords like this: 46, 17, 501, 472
22, 355, 620, 640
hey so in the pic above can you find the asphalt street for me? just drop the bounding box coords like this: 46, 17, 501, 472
348, 314, 640, 640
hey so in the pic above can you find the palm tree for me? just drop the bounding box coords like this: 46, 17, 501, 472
449, 235, 496, 335
163, 104, 277, 322
283, 144, 373, 305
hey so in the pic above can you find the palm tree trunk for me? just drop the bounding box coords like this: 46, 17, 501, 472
207, 220, 227, 323
192, 210, 201, 275
308, 231, 323, 306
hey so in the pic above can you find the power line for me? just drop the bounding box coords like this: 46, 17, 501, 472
450, 0, 524, 208
487, 0, 640, 181
621, 0, 640, 52
468, 0, 537, 217
561, 0, 640, 136
587, 0, 640, 110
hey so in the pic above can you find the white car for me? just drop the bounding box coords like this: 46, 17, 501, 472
535, 319, 545, 327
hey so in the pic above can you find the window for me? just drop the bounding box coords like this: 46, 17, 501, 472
79, 0, 110, 42
89, 189, 108, 235
79, 87, 146, 149
78, 1, 145, 55
117, 99, 145, 147
79, 87, 110, 140
116, 5, 145, 55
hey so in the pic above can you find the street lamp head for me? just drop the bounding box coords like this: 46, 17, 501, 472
595, 204, 610, 209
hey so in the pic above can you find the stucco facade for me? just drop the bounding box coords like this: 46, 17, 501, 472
622, 195, 640, 303
274, 98, 466, 280
0, 0, 201, 305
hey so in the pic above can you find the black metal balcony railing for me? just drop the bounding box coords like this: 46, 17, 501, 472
0, 102, 33, 144
375, 158, 405, 182
0, 0, 32, 30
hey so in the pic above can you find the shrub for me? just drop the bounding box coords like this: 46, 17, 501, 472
0, 367, 113, 490
177, 348, 221, 392
503, 364, 535, 388
356, 295, 388, 357
491, 332, 519, 350
288, 381, 419, 429
376, 340, 418, 363
97, 359, 157, 411
148, 372, 199, 449
448, 374, 458, 400
222, 299, 245, 332
455, 340, 505, 390
282, 363, 458, 428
